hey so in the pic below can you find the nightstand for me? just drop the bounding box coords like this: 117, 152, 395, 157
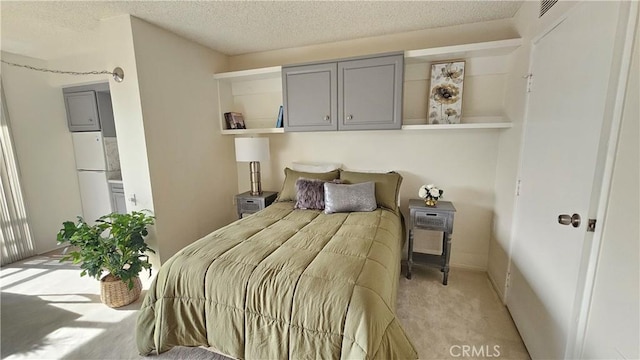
407, 199, 456, 285
235, 191, 277, 219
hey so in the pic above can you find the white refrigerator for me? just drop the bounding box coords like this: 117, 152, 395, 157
72, 132, 120, 224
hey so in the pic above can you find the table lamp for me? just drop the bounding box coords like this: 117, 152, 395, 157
234, 137, 270, 195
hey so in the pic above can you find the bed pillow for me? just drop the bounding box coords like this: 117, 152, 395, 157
291, 162, 342, 173
339, 170, 403, 211
294, 178, 343, 210
294, 178, 325, 210
324, 181, 377, 214
276, 168, 340, 202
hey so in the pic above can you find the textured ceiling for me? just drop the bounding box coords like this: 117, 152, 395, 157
1, 1, 523, 60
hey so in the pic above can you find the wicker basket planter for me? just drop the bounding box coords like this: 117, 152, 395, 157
100, 274, 142, 308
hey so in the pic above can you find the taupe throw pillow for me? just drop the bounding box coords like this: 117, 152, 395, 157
339, 170, 403, 211
276, 168, 340, 202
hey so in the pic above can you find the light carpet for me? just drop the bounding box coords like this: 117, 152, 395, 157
0, 252, 529, 359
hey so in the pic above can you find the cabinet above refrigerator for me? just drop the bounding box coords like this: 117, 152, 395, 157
63, 83, 116, 137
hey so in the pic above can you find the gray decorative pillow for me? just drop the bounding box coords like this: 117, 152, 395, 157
324, 181, 377, 214
295, 178, 343, 210
294, 178, 326, 210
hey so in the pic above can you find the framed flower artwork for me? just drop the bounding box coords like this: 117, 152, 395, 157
428, 61, 465, 124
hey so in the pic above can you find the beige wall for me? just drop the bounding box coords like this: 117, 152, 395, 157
582, 14, 639, 358
231, 18, 518, 70
127, 16, 237, 263
46, 50, 109, 87
229, 19, 520, 270
0, 52, 83, 254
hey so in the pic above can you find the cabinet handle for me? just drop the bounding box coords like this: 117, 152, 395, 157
89, 118, 94, 122
346, 115, 353, 120
324, 115, 330, 121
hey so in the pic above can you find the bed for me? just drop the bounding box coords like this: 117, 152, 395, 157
136, 169, 418, 359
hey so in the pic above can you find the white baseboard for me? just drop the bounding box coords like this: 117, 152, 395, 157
449, 262, 486, 272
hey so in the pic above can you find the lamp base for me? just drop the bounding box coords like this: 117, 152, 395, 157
249, 161, 262, 195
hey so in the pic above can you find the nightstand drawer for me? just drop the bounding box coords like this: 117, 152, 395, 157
239, 199, 262, 213
414, 211, 448, 230
235, 191, 278, 219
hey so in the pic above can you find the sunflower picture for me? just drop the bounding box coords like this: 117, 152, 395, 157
428, 61, 465, 124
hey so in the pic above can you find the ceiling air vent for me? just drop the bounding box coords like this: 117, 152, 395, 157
540, 0, 558, 17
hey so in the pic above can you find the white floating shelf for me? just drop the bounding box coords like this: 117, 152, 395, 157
213, 66, 282, 81
402, 123, 512, 130
405, 38, 522, 63
221, 128, 285, 135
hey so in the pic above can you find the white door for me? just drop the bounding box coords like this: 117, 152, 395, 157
77, 171, 112, 224
72, 132, 106, 171
507, 2, 622, 359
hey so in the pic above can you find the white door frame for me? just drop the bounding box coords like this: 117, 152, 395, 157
504, 2, 638, 358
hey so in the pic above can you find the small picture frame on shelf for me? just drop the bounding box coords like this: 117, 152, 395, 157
230, 112, 246, 129
428, 61, 465, 125
224, 112, 237, 129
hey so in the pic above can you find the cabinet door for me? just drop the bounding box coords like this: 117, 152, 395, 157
64, 91, 101, 132
282, 63, 337, 132
338, 54, 403, 130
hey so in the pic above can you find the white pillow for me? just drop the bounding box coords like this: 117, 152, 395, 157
291, 161, 341, 173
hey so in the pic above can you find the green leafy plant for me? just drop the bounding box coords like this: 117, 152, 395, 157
57, 211, 156, 289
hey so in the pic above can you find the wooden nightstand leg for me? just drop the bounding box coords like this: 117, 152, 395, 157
407, 229, 414, 279
442, 232, 452, 285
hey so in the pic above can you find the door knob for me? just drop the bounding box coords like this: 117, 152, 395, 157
324, 115, 330, 121
558, 213, 581, 228
346, 115, 353, 120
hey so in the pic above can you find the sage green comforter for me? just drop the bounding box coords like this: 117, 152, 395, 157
137, 202, 417, 359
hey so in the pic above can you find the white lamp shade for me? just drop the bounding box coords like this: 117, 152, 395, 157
235, 137, 270, 162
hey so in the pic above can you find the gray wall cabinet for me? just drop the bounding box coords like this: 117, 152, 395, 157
63, 83, 116, 137
64, 91, 101, 132
282, 53, 403, 132
282, 62, 337, 132
338, 55, 403, 130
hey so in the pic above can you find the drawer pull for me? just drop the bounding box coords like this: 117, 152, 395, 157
426, 213, 437, 216
246, 200, 255, 203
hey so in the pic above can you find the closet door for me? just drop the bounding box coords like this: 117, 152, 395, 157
282, 62, 337, 132
338, 54, 403, 131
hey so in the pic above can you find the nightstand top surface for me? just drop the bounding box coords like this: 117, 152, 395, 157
236, 191, 278, 199
408, 199, 456, 212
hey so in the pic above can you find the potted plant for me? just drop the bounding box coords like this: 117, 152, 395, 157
57, 211, 155, 308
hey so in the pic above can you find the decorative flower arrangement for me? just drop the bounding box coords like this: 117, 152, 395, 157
418, 184, 444, 207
